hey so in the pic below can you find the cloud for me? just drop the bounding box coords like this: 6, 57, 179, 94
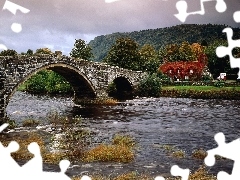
0, 0, 239, 54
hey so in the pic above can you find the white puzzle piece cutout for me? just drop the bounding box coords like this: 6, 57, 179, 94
105, 0, 120, 3
154, 165, 190, 180
233, 11, 240, 23
2, 0, 30, 33
204, 132, 240, 180
0, 123, 71, 180
216, 27, 240, 79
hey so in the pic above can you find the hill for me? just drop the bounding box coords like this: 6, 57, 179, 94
88, 24, 240, 62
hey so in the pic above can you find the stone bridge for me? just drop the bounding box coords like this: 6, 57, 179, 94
0, 54, 146, 119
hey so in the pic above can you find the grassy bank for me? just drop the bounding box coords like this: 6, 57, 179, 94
162, 85, 240, 91
161, 85, 240, 100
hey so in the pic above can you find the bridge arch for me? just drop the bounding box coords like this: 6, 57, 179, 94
6, 63, 97, 108
108, 76, 134, 99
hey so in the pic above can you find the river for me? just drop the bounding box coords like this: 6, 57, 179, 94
6, 91, 240, 178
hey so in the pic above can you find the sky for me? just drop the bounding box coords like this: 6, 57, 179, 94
0, 0, 240, 55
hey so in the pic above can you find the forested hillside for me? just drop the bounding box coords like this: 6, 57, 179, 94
89, 24, 240, 62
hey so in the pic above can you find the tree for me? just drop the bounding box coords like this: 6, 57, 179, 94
103, 37, 141, 70
205, 39, 238, 78
139, 44, 160, 74
191, 43, 204, 60
0, 49, 17, 56
35, 48, 52, 55
26, 49, 33, 55
165, 44, 180, 62
139, 44, 157, 61
178, 41, 196, 61
70, 39, 93, 60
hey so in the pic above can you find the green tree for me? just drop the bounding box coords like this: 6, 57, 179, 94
70, 39, 93, 60
205, 39, 238, 78
139, 44, 160, 74
26, 49, 33, 55
103, 37, 141, 70
0, 49, 17, 56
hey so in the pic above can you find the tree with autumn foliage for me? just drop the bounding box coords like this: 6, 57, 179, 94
159, 42, 205, 63
35, 48, 52, 55
178, 41, 196, 61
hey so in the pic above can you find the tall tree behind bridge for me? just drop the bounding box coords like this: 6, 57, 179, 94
103, 37, 141, 71
70, 39, 93, 60
139, 44, 160, 74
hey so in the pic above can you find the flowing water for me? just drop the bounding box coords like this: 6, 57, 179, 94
6, 91, 240, 177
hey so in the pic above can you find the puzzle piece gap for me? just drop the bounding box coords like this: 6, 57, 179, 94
11, 23, 22, 33
233, 11, 240, 23
205, 132, 240, 179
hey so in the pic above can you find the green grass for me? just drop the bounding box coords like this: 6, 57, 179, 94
162, 86, 240, 91
17, 83, 27, 91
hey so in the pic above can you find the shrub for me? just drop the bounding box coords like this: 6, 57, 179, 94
214, 81, 225, 88
6, 120, 17, 129
137, 73, 162, 97
157, 71, 172, 85
172, 149, 186, 158
25, 70, 72, 94
83, 135, 135, 163
192, 149, 207, 160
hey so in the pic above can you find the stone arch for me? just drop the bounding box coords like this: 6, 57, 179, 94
6, 63, 97, 107
109, 76, 133, 99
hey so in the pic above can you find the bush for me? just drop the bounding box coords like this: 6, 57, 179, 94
25, 70, 72, 94
160, 89, 240, 100
214, 81, 225, 88
137, 73, 162, 97
157, 71, 172, 85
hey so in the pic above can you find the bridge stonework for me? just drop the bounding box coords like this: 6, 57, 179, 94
0, 54, 146, 119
